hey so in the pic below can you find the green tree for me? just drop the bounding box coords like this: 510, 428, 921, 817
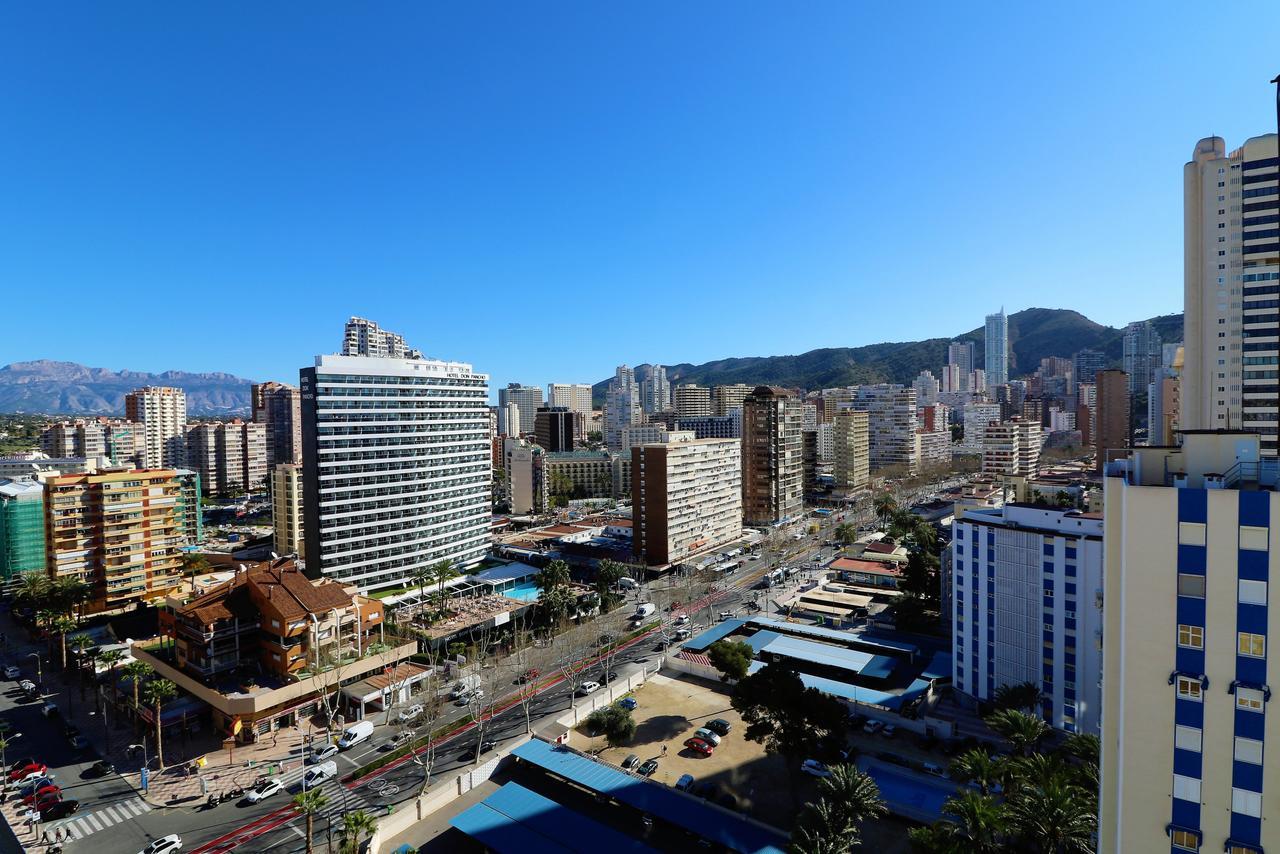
833, 523, 858, 545
431, 559, 459, 612
594, 560, 626, 613
51, 614, 77, 672
181, 553, 212, 592
536, 560, 573, 626
584, 705, 636, 747
947, 749, 1004, 797
731, 663, 848, 809
68, 633, 94, 700
707, 639, 754, 682
141, 678, 177, 768
13, 572, 50, 610
50, 576, 90, 619
98, 649, 124, 706
985, 708, 1050, 757
792, 764, 886, 851
410, 564, 433, 617
790, 800, 859, 854
1004, 778, 1097, 854
873, 493, 898, 523
292, 789, 330, 854
123, 660, 154, 713
909, 791, 1007, 853
339, 809, 378, 854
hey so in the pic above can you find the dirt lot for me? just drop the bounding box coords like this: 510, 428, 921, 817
581, 672, 914, 853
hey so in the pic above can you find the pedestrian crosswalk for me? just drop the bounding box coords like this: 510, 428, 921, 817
58, 795, 152, 840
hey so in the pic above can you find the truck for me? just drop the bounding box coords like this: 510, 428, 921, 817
633, 603, 656, 619
337, 720, 374, 750
449, 675, 482, 699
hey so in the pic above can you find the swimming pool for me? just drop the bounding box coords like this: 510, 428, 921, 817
501, 580, 542, 602
861, 762, 956, 823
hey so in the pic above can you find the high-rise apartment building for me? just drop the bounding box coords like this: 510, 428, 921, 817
45, 468, 185, 613
1184, 134, 1280, 456
1101, 432, 1280, 854
300, 354, 490, 591
0, 479, 45, 583
946, 341, 976, 393
962, 403, 1003, 449
1122, 320, 1163, 396
498, 384, 544, 439
672, 384, 712, 420
632, 434, 742, 566
912, 371, 940, 407
547, 383, 593, 414
534, 406, 576, 453
916, 428, 952, 470
174, 468, 203, 546
621, 425, 689, 450
271, 463, 304, 560
1095, 369, 1130, 473
741, 387, 804, 526
1073, 350, 1107, 394
712, 384, 753, 417
342, 316, 420, 359
252, 381, 303, 467
125, 386, 188, 469
40, 418, 146, 468
850, 385, 921, 474
185, 420, 268, 497
816, 422, 834, 464
638, 365, 671, 415
980, 417, 1042, 477
604, 366, 641, 450
503, 437, 544, 515
985, 309, 1009, 386
953, 503, 1102, 734
498, 401, 521, 437
831, 410, 870, 491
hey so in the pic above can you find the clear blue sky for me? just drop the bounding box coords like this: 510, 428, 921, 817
3, 3, 1279, 398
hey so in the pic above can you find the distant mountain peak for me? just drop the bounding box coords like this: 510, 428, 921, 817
0, 360, 256, 416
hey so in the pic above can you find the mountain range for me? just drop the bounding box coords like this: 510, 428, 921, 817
592, 308, 1184, 400
0, 360, 254, 416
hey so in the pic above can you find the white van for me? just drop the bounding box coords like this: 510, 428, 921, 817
302, 760, 337, 790
450, 675, 482, 699
616, 577, 639, 591
337, 720, 375, 750
634, 603, 656, 619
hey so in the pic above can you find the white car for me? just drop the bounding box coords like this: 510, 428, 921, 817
139, 836, 182, 854
17, 680, 34, 692
3, 666, 18, 679
397, 704, 424, 723
245, 778, 284, 803
308, 743, 339, 764
674, 615, 689, 626
578, 681, 601, 696
801, 759, 832, 778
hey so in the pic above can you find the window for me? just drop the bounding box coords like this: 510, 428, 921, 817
1239, 579, 1267, 605
1237, 687, 1265, 712
1178, 624, 1204, 649
271, 619, 281, 629
1234, 736, 1264, 764
1178, 522, 1207, 545
1173, 774, 1201, 802
1178, 573, 1206, 599
1240, 525, 1269, 551
1177, 677, 1203, 702
1232, 787, 1263, 817
1238, 632, 1265, 658
1175, 725, 1202, 753
1229, 845, 1263, 854
1171, 829, 1199, 851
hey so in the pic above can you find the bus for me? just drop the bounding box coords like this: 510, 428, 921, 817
715, 560, 742, 576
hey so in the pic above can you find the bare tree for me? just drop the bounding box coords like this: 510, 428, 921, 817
554, 622, 598, 707
510, 615, 553, 735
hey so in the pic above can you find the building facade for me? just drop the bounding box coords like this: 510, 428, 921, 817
542, 451, 624, 502
185, 420, 268, 497
741, 387, 804, 526
547, 383, 593, 414
672, 384, 713, 420
252, 381, 303, 467
0, 479, 45, 583
638, 365, 671, 415
40, 419, 145, 468
981, 417, 1042, 477
1122, 320, 1163, 396
125, 386, 188, 469
300, 354, 491, 591
534, 407, 576, 453
342, 316, 420, 359
499, 384, 544, 439
1095, 369, 1131, 473
604, 365, 641, 450
712, 384, 753, 417
271, 463, 305, 559
985, 309, 1009, 386
850, 385, 920, 474
952, 503, 1103, 734
1101, 432, 1280, 854
831, 410, 870, 491
676, 413, 742, 440
44, 468, 185, 613
632, 435, 742, 566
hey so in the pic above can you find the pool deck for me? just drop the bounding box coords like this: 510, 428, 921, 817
857, 756, 961, 824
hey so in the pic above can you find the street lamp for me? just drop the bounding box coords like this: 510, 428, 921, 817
25, 654, 41, 693
129, 741, 149, 770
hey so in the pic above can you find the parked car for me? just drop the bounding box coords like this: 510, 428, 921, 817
2, 666, 18, 679
7, 757, 37, 774
245, 778, 284, 803
40, 799, 79, 820
705, 718, 732, 737
397, 704, 424, 723
9, 763, 47, 782
515, 668, 540, 683
621, 753, 640, 770
88, 760, 115, 777
302, 761, 338, 790
32, 791, 61, 811
139, 835, 182, 854
922, 762, 945, 777
17, 777, 55, 798
458, 740, 497, 762
683, 737, 714, 756
21, 784, 60, 805
881, 723, 897, 739
68, 734, 89, 750
801, 759, 832, 778
600, 670, 619, 683
675, 773, 695, 792
863, 720, 884, 735
638, 759, 659, 777
17, 680, 34, 692
673, 629, 691, 641
617, 697, 638, 711
717, 611, 735, 621
673, 615, 689, 626
693, 728, 721, 746
454, 689, 485, 707
308, 743, 339, 764
577, 681, 601, 696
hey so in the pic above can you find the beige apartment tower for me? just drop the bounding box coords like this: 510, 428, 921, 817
271, 463, 305, 559
252, 381, 303, 467
125, 386, 187, 469
672, 384, 713, 420
741, 386, 804, 526
632, 435, 742, 565
185, 420, 268, 496
831, 410, 869, 491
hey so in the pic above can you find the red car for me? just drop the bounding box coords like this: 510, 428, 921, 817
9, 763, 46, 782
7, 758, 36, 773
21, 785, 59, 806
516, 669, 541, 683
32, 792, 61, 811
683, 737, 714, 756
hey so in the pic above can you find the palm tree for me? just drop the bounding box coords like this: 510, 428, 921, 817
123, 660, 154, 718
916, 791, 1007, 853
50, 576, 90, 620
948, 749, 1004, 797
14, 573, 50, 610
985, 708, 1050, 757
98, 649, 124, 707
51, 615, 77, 672
594, 560, 626, 612
833, 523, 858, 545
432, 559, 459, 611
68, 634, 94, 700
409, 564, 433, 616
292, 789, 330, 854
790, 800, 858, 853
911, 519, 938, 553
339, 809, 378, 854
140, 678, 177, 768
36, 608, 59, 660
873, 492, 898, 524
993, 681, 1042, 713
813, 764, 886, 838
1004, 778, 1097, 853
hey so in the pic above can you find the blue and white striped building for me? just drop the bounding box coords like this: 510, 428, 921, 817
951, 502, 1104, 735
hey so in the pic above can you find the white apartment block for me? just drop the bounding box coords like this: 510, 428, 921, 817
604, 365, 642, 450
913, 370, 940, 407
816, 422, 834, 464
498, 384, 544, 438
963, 402, 1003, 449
952, 503, 1102, 735
985, 309, 1009, 386
981, 418, 1042, 477
185, 420, 268, 496
1101, 432, 1280, 854
916, 429, 952, 471
342, 316, 420, 359
672, 384, 713, 419
125, 386, 187, 469
300, 354, 491, 591
548, 383, 593, 413
632, 435, 742, 566
849, 385, 920, 474
503, 437, 542, 515
1183, 134, 1280, 456
832, 410, 869, 490
40, 419, 145, 468
498, 401, 521, 437
622, 425, 692, 450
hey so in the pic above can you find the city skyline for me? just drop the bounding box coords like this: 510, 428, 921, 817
6, 5, 1277, 392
